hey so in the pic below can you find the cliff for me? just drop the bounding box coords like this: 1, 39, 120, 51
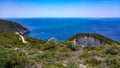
0, 19, 30, 34
67, 33, 119, 46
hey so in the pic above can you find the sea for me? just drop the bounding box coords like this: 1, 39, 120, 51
3, 18, 120, 42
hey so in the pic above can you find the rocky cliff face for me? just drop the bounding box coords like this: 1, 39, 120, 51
0, 19, 30, 34
72, 36, 105, 46
67, 33, 119, 46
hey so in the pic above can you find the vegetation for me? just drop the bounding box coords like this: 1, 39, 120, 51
0, 32, 120, 68
0, 19, 29, 34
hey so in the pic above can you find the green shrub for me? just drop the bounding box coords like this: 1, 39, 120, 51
37, 51, 64, 62
105, 58, 120, 68
105, 46, 120, 55
83, 46, 97, 51
42, 63, 66, 68
66, 41, 80, 51
67, 59, 79, 68
0, 50, 29, 68
86, 57, 103, 66
40, 43, 55, 51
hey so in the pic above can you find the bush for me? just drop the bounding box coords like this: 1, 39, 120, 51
105, 46, 120, 55
37, 51, 65, 62
83, 46, 97, 51
86, 57, 103, 66
67, 59, 79, 68
105, 58, 120, 68
0, 50, 29, 68
40, 43, 55, 51
66, 41, 80, 51
42, 63, 66, 68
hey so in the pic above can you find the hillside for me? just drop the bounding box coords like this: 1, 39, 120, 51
0, 19, 30, 34
0, 32, 120, 68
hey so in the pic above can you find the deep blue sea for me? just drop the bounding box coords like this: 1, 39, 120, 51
3, 18, 120, 42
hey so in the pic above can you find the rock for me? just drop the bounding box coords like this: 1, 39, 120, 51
73, 36, 105, 46
67, 33, 119, 46
79, 64, 87, 68
94, 56, 105, 61
47, 37, 57, 44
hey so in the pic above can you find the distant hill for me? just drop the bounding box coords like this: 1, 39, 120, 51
0, 19, 30, 34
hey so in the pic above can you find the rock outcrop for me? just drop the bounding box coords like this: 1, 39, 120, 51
0, 19, 30, 34
67, 33, 119, 46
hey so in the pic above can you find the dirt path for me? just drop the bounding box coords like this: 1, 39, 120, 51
19, 35, 27, 43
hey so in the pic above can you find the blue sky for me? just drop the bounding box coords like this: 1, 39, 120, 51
0, 0, 120, 18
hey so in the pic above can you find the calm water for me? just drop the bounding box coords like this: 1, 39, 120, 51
3, 18, 120, 42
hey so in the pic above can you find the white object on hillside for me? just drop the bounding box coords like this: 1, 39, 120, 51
19, 35, 27, 43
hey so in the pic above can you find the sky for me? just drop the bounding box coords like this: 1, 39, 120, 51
0, 0, 120, 18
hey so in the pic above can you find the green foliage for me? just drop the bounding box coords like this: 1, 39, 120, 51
65, 41, 80, 51
0, 19, 29, 33
105, 46, 120, 55
42, 63, 66, 68
0, 32, 22, 45
0, 50, 29, 68
40, 43, 56, 51
105, 58, 120, 68
37, 51, 72, 62
0, 32, 120, 68
25, 36, 45, 44
83, 46, 97, 51
0, 32, 45, 45
67, 59, 79, 68
86, 57, 103, 66
37, 51, 60, 62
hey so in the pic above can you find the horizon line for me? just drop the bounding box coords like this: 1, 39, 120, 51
1, 17, 120, 19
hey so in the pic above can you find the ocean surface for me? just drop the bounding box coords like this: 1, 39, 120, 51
3, 18, 120, 42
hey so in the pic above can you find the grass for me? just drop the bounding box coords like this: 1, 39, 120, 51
0, 32, 120, 68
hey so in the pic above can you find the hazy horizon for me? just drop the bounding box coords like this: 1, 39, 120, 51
4, 17, 120, 18
0, 0, 120, 18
